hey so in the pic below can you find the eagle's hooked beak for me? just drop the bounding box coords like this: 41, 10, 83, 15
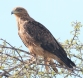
11, 10, 19, 15
11, 11, 14, 14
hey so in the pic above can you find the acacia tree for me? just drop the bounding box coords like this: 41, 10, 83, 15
0, 21, 83, 78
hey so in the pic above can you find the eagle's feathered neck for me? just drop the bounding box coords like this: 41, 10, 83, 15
15, 13, 34, 23
15, 13, 34, 31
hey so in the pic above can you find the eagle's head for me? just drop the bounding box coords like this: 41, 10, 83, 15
11, 7, 28, 17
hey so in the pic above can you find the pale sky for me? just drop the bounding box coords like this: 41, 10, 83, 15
0, 0, 83, 77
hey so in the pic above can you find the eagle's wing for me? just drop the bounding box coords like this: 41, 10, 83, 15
24, 21, 75, 68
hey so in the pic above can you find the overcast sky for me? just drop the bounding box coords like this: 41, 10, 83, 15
0, 0, 83, 78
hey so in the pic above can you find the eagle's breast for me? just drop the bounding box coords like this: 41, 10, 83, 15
17, 20, 44, 55
18, 22, 33, 47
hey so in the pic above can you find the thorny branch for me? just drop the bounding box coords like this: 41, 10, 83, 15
0, 41, 83, 78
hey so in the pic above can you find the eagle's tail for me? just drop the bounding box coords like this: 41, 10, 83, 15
67, 58, 76, 67
58, 57, 76, 69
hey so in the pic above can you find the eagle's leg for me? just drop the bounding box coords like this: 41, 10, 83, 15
28, 53, 36, 64
26, 55, 36, 66
29, 52, 39, 66
44, 57, 58, 73
44, 57, 50, 73
49, 59, 58, 73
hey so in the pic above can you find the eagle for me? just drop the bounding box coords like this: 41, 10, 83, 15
11, 7, 76, 73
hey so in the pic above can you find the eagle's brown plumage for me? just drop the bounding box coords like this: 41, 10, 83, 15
11, 7, 76, 73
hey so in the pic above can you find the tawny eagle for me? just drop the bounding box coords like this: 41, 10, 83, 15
11, 7, 76, 73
